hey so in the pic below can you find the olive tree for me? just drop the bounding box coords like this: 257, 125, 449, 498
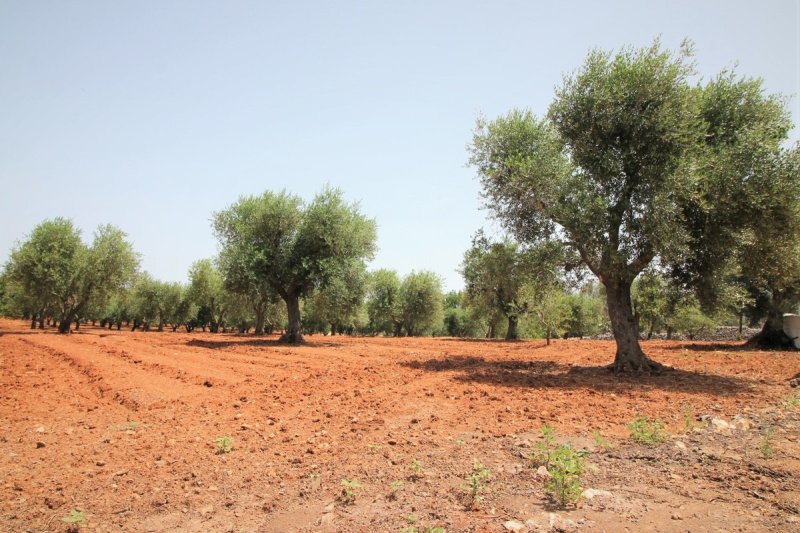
470, 40, 790, 372
6, 219, 138, 333
213, 187, 376, 344
398, 271, 444, 337
462, 231, 566, 340
187, 259, 227, 332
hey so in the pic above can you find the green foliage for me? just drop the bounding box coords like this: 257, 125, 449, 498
389, 479, 404, 499
188, 259, 227, 332
409, 459, 423, 480
215, 436, 233, 454
528, 424, 586, 506
340, 478, 361, 504
303, 260, 367, 335
470, 39, 793, 367
463, 462, 491, 508
562, 286, 608, 338
529, 423, 558, 468
592, 431, 615, 451
401, 528, 445, 533
213, 187, 377, 343
544, 443, 586, 507
462, 231, 567, 340
760, 427, 776, 459
366, 269, 402, 335
5, 219, 139, 332
682, 406, 699, 431
62, 509, 86, 525
399, 271, 444, 336
628, 416, 669, 445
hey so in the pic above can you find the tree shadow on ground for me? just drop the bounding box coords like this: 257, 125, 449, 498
185, 338, 343, 350
658, 342, 750, 352
401, 355, 754, 395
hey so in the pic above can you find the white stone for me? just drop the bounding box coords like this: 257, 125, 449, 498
503, 520, 526, 532
581, 488, 613, 500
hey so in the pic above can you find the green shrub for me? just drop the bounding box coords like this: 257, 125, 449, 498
627, 416, 668, 445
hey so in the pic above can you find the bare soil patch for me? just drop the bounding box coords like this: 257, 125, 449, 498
1, 319, 798, 532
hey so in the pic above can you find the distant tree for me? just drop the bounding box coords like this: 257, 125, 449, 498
6, 219, 138, 333
187, 259, 227, 333
736, 147, 800, 347
462, 232, 565, 340
562, 285, 608, 339
398, 271, 443, 336
441, 291, 470, 337
366, 269, 403, 336
213, 187, 377, 343
470, 40, 791, 371
131, 273, 161, 331
532, 286, 570, 345
304, 260, 368, 335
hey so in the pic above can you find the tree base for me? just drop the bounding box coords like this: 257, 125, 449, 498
746, 329, 797, 350
607, 354, 670, 375
279, 332, 305, 344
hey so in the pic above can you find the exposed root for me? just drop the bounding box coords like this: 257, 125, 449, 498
746, 329, 796, 350
279, 332, 305, 344
607, 356, 671, 375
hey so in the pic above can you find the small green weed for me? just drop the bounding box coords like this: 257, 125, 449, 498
592, 431, 615, 451
340, 479, 361, 504
463, 462, 491, 508
761, 427, 776, 459
628, 416, 668, 445
401, 527, 445, 533
62, 509, 86, 530
389, 479, 404, 499
782, 391, 800, 411
368, 443, 382, 453
682, 405, 699, 431
215, 435, 233, 454
544, 443, 585, 507
529, 423, 558, 468
410, 459, 423, 480
113, 421, 147, 432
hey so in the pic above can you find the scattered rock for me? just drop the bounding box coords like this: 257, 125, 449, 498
671, 512, 683, 520
710, 418, 732, 432
95, 460, 106, 467
674, 441, 687, 451
35, 441, 45, 449
198, 504, 213, 517
35, 426, 45, 434
581, 488, 613, 500
534, 465, 551, 479
503, 519, 525, 531
731, 416, 752, 431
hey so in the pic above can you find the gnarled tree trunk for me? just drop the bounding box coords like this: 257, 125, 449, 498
280, 292, 304, 344
747, 308, 794, 348
605, 277, 664, 373
505, 315, 519, 340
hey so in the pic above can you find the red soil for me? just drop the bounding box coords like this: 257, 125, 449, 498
1, 319, 798, 532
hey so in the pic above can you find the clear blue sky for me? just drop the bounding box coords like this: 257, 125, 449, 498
1, 1, 798, 291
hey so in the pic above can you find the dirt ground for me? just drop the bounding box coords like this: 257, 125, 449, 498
1, 318, 798, 533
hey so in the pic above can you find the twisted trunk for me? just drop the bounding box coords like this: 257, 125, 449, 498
280, 291, 304, 344
505, 315, 519, 340
605, 276, 664, 373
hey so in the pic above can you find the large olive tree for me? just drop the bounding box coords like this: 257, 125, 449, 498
213, 187, 376, 344
470, 41, 789, 372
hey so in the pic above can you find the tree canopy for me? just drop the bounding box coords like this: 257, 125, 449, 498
470, 40, 792, 371
213, 187, 377, 343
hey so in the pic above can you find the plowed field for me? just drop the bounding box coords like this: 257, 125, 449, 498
1, 319, 798, 532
